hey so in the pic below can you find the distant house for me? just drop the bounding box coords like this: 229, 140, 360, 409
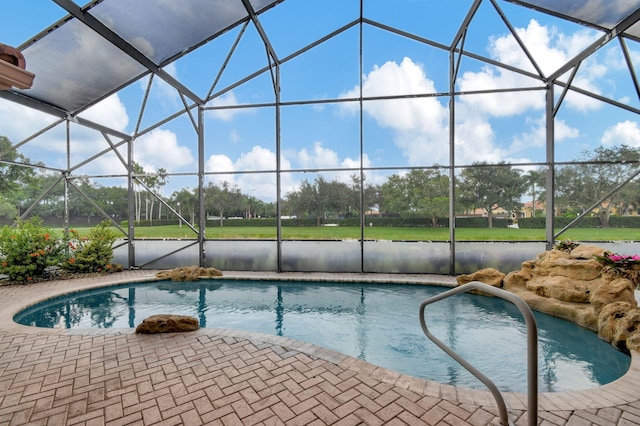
464, 205, 511, 219
521, 201, 546, 218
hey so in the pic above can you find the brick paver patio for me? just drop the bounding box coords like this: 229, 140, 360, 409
0, 270, 638, 425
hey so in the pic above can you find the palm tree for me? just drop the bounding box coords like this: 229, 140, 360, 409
156, 168, 168, 222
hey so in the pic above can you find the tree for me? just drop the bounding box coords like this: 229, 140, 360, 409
0, 136, 41, 219
284, 176, 351, 225
379, 169, 449, 226
67, 178, 100, 224
320, 177, 351, 220
285, 179, 319, 223
155, 168, 168, 221
246, 196, 273, 218
617, 178, 640, 216
170, 188, 198, 226
131, 163, 163, 224
0, 136, 37, 194
525, 169, 546, 217
349, 174, 379, 216
458, 162, 528, 228
14, 172, 64, 220
98, 186, 129, 221
204, 181, 244, 227
142, 174, 158, 224
132, 162, 144, 223
555, 145, 640, 227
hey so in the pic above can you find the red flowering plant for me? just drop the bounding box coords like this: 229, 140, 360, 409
62, 221, 117, 273
0, 218, 65, 282
594, 251, 640, 289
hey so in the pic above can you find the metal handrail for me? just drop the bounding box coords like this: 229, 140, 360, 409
419, 281, 538, 426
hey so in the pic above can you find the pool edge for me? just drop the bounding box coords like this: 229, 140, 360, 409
0, 269, 637, 414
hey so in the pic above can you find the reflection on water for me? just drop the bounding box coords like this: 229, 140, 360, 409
14, 280, 631, 393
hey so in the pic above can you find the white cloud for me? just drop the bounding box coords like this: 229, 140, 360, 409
204, 143, 373, 200
490, 19, 562, 75
0, 99, 59, 143
458, 67, 545, 116
298, 141, 341, 169
229, 129, 240, 144
461, 19, 603, 113
509, 115, 579, 154
205, 154, 236, 186
155, 62, 181, 102
80, 150, 128, 176
555, 118, 581, 141
336, 20, 612, 167
207, 92, 250, 121
342, 154, 371, 170
134, 128, 194, 172
78, 94, 129, 132
135, 63, 182, 109
341, 57, 451, 165
205, 145, 293, 202
360, 57, 438, 98
236, 145, 278, 171
343, 57, 513, 166
454, 112, 504, 164
294, 141, 371, 182
0, 95, 132, 173
601, 121, 640, 147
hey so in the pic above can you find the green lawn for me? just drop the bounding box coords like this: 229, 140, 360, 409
68, 224, 639, 241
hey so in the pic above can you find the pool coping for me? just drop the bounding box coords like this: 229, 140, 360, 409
1, 269, 638, 415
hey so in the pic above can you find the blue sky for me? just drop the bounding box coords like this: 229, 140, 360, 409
1, 0, 639, 202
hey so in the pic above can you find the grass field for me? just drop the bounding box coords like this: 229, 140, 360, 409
65, 224, 640, 241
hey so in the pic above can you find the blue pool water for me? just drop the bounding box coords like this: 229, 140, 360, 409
14, 280, 630, 393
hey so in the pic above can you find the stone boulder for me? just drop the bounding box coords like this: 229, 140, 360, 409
156, 266, 223, 282
525, 275, 597, 303
464, 243, 640, 352
135, 314, 200, 334
456, 267, 506, 287
598, 302, 640, 352
590, 278, 636, 314
526, 246, 603, 280
627, 331, 640, 352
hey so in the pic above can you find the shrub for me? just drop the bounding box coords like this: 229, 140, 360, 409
554, 239, 579, 253
0, 218, 65, 282
594, 251, 640, 289
62, 221, 117, 273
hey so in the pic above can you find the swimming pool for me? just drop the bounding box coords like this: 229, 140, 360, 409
14, 279, 630, 393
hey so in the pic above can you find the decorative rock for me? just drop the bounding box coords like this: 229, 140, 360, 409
518, 290, 598, 330
524, 275, 597, 303
614, 309, 640, 352
456, 267, 505, 287
467, 243, 640, 352
156, 266, 223, 282
502, 267, 531, 289
626, 330, 640, 352
598, 302, 640, 351
591, 278, 636, 314
598, 302, 633, 344
535, 249, 603, 280
135, 314, 199, 334
569, 245, 607, 260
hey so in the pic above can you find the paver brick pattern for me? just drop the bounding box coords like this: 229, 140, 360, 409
0, 271, 637, 425
0, 329, 499, 425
